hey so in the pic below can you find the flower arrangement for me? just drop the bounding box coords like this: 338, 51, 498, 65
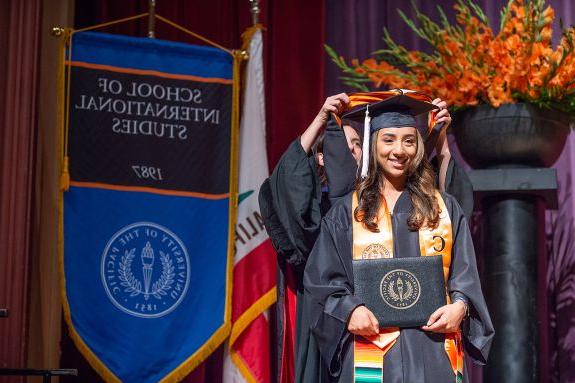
326, 0, 575, 114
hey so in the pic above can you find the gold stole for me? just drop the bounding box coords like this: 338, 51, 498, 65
351, 191, 463, 379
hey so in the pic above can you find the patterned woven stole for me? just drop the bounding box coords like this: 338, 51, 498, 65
351, 191, 464, 383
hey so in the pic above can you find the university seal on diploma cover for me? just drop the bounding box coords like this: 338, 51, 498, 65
353, 255, 446, 327
380, 269, 421, 309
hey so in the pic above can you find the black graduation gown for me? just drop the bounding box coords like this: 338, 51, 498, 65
259, 117, 477, 382
302, 192, 494, 382
258, 119, 357, 382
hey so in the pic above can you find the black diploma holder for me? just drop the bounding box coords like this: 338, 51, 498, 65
352, 255, 447, 328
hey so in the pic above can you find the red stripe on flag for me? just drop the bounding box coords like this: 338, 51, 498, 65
280, 265, 297, 383
234, 314, 271, 383
232, 239, 276, 322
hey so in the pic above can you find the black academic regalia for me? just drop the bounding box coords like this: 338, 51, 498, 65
301, 192, 494, 383
259, 119, 357, 383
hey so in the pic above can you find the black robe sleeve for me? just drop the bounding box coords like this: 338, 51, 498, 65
444, 158, 474, 220
303, 199, 363, 378
322, 117, 358, 201
258, 178, 297, 265
265, 138, 323, 266
444, 193, 495, 365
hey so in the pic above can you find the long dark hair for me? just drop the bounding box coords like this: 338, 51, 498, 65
312, 132, 327, 185
354, 129, 440, 232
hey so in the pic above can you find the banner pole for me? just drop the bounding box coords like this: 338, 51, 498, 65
53, 13, 235, 56
148, 0, 156, 38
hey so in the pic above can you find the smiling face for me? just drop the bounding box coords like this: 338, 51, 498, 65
375, 127, 421, 183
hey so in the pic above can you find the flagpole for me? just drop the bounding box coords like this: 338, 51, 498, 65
148, 0, 156, 38
249, 0, 260, 26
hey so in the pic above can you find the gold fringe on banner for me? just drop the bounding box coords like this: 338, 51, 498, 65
57, 28, 71, 192
55, 13, 246, 382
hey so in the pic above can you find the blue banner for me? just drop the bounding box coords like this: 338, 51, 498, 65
61, 31, 235, 382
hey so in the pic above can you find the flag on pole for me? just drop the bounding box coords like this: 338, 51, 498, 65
223, 27, 276, 383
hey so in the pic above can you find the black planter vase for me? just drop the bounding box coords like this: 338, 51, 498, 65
452, 103, 571, 383
452, 103, 571, 168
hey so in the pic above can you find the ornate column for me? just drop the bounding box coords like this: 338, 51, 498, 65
453, 104, 569, 383
470, 168, 556, 382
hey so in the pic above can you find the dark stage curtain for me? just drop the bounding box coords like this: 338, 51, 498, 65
0, 0, 41, 375
325, 2, 575, 382
61, 1, 326, 382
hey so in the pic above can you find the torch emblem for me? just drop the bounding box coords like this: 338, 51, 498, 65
380, 269, 421, 309
101, 222, 190, 318
141, 242, 155, 299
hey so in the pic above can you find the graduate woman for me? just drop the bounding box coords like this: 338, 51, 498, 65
302, 91, 494, 382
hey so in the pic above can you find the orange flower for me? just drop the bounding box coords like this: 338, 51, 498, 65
542, 6, 554, 24
512, 3, 526, 19
362, 58, 378, 69
331, 0, 575, 111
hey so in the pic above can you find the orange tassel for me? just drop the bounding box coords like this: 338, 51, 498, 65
60, 156, 70, 191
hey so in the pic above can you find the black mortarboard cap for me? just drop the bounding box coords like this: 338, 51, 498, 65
341, 91, 438, 177
342, 93, 438, 133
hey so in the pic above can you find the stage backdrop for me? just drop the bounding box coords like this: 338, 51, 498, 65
61, 31, 238, 382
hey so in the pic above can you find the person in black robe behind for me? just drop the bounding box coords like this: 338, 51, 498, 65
301, 93, 494, 382
259, 93, 361, 382
258, 92, 476, 383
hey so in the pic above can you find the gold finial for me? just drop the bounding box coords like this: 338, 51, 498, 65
234, 49, 249, 61
51, 27, 64, 37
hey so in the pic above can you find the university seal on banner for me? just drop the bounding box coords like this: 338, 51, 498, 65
101, 222, 190, 318
379, 269, 421, 310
